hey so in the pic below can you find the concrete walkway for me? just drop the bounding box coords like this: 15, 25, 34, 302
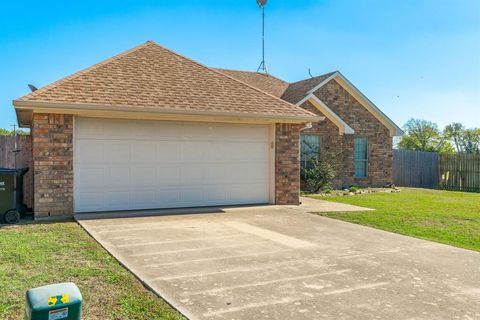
77, 202, 480, 320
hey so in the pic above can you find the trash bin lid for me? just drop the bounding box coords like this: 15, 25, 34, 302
26, 282, 82, 311
0, 167, 28, 175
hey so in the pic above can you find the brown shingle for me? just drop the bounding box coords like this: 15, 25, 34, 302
213, 68, 289, 98
281, 72, 337, 104
18, 41, 317, 120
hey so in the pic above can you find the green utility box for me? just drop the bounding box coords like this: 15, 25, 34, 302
25, 283, 82, 320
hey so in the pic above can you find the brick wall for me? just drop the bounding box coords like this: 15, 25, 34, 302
300, 79, 393, 188
275, 123, 301, 205
31, 114, 73, 218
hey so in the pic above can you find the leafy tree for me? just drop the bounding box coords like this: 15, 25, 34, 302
444, 123, 480, 154
0, 128, 29, 136
398, 119, 453, 153
0, 128, 11, 135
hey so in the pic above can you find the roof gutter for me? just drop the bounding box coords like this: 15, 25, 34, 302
14, 100, 323, 127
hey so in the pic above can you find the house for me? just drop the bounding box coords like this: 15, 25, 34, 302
13, 41, 401, 219
216, 69, 403, 188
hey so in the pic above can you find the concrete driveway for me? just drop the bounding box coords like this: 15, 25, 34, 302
77, 201, 480, 320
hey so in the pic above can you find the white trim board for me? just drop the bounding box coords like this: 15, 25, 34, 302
297, 94, 354, 135
305, 72, 403, 137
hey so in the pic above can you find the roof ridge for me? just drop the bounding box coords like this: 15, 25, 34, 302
288, 71, 338, 85
214, 68, 288, 84
146, 43, 306, 112
18, 41, 153, 101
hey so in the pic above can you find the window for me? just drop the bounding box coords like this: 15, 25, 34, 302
354, 137, 368, 178
300, 134, 320, 170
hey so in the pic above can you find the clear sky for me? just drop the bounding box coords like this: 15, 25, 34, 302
1, 0, 479, 130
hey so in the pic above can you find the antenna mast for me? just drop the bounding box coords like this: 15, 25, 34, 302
256, 0, 268, 73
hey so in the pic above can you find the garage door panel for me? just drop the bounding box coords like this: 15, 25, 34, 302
182, 141, 209, 162
206, 187, 228, 202
229, 184, 269, 202
76, 167, 104, 188
227, 163, 269, 183
105, 143, 131, 163
77, 192, 104, 211
156, 189, 181, 204
76, 142, 104, 163
74, 118, 271, 213
181, 187, 205, 203
157, 141, 181, 162
157, 167, 181, 186
131, 142, 157, 163
104, 167, 130, 188
180, 166, 206, 185
76, 118, 105, 138
105, 191, 131, 210
131, 167, 157, 186
205, 165, 227, 184
132, 189, 157, 208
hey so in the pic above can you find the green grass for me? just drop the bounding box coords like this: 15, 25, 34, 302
308, 188, 480, 251
0, 222, 184, 320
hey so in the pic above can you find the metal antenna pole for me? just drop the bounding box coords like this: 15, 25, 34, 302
257, 5, 268, 73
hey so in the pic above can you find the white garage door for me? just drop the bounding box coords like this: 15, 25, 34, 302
74, 118, 272, 213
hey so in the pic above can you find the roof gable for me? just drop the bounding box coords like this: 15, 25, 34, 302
15, 41, 318, 122
310, 72, 403, 136
281, 72, 336, 104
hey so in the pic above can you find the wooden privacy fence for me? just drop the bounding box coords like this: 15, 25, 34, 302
439, 153, 480, 192
393, 149, 480, 192
0, 136, 33, 209
393, 149, 439, 189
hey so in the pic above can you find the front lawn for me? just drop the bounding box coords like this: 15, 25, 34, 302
308, 188, 480, 251
0, 222, 184, 320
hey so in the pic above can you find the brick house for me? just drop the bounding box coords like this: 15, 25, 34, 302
217, 69, 403, 188
13, 41, 401, 219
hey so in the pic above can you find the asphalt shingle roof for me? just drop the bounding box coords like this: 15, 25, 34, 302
215, 69, 337, 105
213, 68, 289, 98
17, 41, 318, 120
280, 72, 337, 104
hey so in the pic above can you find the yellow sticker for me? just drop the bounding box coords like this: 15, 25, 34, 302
48, 294, 69, 306
48, 296, 57, 306
60, 294, 69, 304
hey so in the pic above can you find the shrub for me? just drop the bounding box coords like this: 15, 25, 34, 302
301, 156, 336, 193
348, 185, 359, 193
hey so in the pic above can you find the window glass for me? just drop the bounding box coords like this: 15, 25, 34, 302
300, 134, 320, 170
354, 137, 368, 178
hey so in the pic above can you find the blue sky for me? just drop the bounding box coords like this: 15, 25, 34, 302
1, 0, 479, 130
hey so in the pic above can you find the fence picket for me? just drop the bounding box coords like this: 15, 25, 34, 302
394, 149, 480, 192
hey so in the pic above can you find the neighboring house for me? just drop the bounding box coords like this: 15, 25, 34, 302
216, 69, 403, 188
12, 41, 401, 219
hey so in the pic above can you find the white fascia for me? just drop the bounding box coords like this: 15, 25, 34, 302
297, 94, 355, 135
305, 71, 403, 137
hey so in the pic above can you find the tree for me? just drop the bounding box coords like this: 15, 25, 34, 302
0, 128, 29, 136
398, 119, 454, 153
444, 123, 480, 154
301, 155, 336, 193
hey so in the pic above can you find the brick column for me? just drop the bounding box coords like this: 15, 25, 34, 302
32, 114, 73, 218
275, 123, 301, 205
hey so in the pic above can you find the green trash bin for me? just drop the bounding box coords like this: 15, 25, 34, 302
25, 282, 82, 320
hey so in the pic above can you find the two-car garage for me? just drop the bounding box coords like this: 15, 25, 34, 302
74, 118, 274, 213
15, 41, 319, 218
